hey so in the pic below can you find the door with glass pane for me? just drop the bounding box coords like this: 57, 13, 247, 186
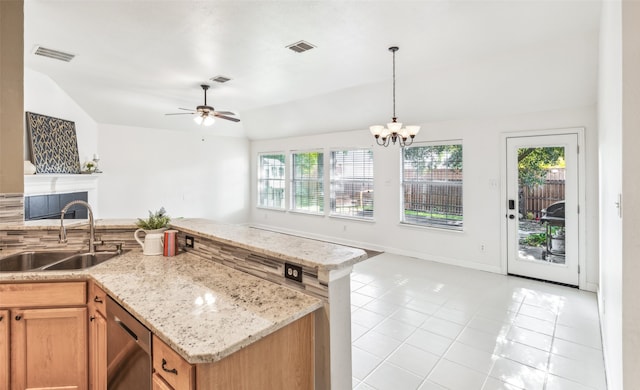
506, 134, 579, 286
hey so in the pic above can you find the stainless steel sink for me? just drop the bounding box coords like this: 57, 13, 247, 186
42, 250, 127, 271
0, 249, 128, 272
0, 251, 81, 272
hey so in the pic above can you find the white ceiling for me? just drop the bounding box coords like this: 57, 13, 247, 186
24, 0, 601, 140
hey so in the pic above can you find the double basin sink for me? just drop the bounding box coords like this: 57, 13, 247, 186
0, 249, 127, 272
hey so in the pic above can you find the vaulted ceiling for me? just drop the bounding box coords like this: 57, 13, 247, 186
24, 1, 601, 140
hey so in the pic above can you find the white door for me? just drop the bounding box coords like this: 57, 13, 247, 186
506, 134, 579, 286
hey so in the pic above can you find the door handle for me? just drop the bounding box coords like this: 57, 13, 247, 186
509, 214, 515, 220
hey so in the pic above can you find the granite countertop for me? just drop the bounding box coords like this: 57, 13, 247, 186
171, 218, 368, 271
0, 250, 322, 364
1, 218, 369, 273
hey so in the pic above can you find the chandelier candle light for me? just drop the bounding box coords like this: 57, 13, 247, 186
369, 46, 420, 147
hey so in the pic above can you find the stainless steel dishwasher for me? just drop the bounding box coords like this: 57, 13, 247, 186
107, 296, 152, 390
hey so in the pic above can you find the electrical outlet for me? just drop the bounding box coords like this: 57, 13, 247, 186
284, 263, 303, 283
185, 235, 195, 248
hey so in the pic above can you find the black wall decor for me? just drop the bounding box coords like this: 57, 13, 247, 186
26, 112, 81, 174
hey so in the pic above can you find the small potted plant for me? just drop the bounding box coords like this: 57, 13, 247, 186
136, 207, 170, 231
134, 207, 171, 255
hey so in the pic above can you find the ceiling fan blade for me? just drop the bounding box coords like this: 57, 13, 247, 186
165, 112, 195, 116
178, 107, 196, 112
214, 111, 236, 116
214, 114, 241, 122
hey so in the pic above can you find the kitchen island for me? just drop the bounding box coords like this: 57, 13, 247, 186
0, 218, 368, 389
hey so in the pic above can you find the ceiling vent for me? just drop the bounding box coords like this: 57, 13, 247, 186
33, 45, 75, 62
210, 75, 231, 83
286, 40, 316, 53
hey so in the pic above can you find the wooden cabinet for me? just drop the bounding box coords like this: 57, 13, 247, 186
0, 282, 87, 390
152, 312, 315, 390
153, 373, 175, 390
153, 336, 195, 390
0, 309, 9, 390
89, 282, 107, 390
11, 307, 88, 390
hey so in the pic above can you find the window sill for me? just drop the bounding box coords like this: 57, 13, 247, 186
256, 206, 286, 212
398, 221, 464, 233
329, 214, 376, 223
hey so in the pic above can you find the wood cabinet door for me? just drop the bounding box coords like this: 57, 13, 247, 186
89, 309, 107, 390
0, 310, 8, 390
152, 373, 175, 390
11, 307, 88, 390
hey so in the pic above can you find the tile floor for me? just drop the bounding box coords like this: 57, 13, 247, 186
350, 253, 606, 390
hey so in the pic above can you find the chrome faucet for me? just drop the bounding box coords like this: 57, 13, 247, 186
59, 200, 96, 253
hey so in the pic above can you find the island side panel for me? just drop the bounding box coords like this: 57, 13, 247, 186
195, 312, 315, 389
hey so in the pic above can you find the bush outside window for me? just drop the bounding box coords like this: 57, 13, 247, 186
291, 151, 324, 214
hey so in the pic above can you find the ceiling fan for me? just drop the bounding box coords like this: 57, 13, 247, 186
165, 84, 240, 125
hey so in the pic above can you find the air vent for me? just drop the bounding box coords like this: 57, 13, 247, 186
286, 40, 316, 53
210, 75, 231, 83
33, 45, 75, 62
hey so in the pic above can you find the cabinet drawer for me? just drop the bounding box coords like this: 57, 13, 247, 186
153, 335, 194, 390
89, 281, 107, 316
0, 282, 86, 308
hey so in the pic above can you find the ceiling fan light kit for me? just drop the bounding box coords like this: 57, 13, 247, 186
165, 84, 240, 126
369, 46, 420, 147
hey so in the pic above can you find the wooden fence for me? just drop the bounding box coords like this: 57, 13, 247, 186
403, 181, 463, 216
520, 180, 565, 218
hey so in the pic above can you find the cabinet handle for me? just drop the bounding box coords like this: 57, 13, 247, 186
0, 315, 3, 321
90, 315, 95, 322
15, 315, 21, 321
161, 359, 178, 375
94, 296, 104, 304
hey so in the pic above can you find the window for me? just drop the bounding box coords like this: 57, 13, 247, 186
402, 143, 463, 229
330, 149, 374, 219
258, 153, 286, 209
291, 151, 324, 214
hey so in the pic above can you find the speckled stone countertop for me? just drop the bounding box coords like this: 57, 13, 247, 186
0, 250, 322, 364
171, 218, 368, 271
1, 218, 369, 272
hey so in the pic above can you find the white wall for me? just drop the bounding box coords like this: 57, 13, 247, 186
97, 124, 250, 223
597, 1, 623, 388
250, 106, 599, 288
24, 68, 98, 165
621, 2, 640, 388
24, 67, 251, 224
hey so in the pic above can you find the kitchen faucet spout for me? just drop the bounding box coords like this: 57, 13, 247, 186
59, 200, 95, 253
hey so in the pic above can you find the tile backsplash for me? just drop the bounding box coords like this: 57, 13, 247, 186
0, 193, 24, 223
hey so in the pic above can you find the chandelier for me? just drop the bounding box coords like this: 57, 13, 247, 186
369, 46, 420, 147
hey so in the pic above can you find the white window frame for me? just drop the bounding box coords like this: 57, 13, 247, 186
329, 148, 374, 220
290, 150, 325, 215
401, 140, 463, 230
257, 152, 287, 210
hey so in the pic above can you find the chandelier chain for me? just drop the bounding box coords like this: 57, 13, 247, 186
392, 48, 396, 119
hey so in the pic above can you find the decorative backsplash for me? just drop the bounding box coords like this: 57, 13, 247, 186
178, 231, 329, 300
0, 226, 138, 252
0, 193, 24, 223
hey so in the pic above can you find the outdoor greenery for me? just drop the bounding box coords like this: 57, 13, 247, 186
403, 144, 463, 172
518, 147, 565, 188
292, 152, 324, 210
523, 232, 547, 247
404, 210, 463, 220
136, 207, 170, 230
